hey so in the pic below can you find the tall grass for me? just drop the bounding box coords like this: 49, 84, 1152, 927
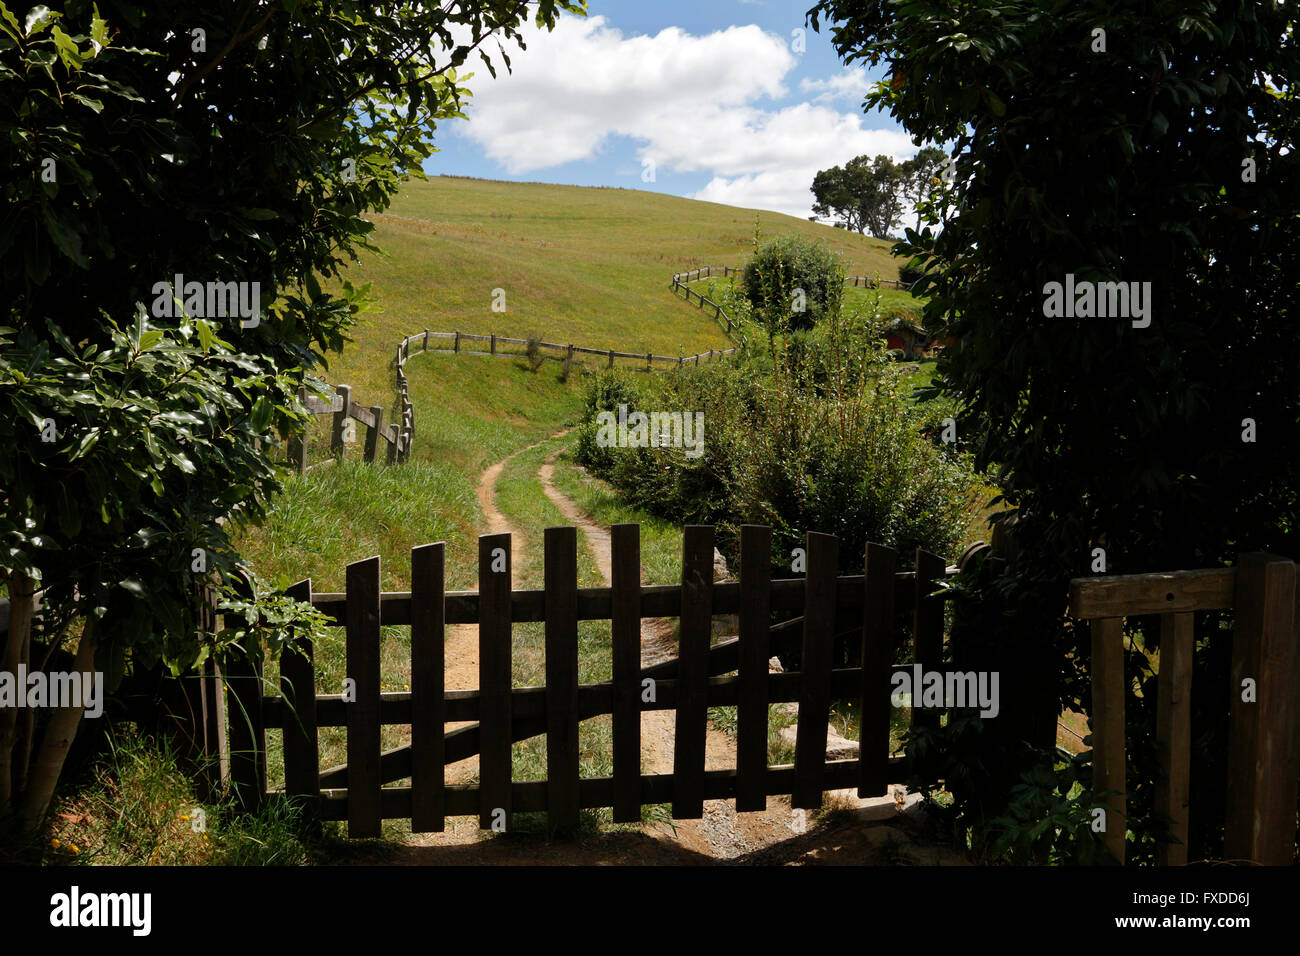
33, 724, 323, 866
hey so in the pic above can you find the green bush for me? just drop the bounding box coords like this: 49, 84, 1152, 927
741, 234, 845, 333
574, 316, 979, 574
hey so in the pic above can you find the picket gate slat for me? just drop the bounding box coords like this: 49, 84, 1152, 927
281, 578, 319, 800
479, 532, 513, 830
859, 542, 897, 797
1155, 610, 1193, 865
410, 542, 446, 833
345, 555, 382, 838
793, 532, 837, 809
225, 638, 266, 812
912, 549, 946, 734
545, 527, 581, 832
736, 524, 771, 811
673, 525, 714, 818
610, 523, 642, 822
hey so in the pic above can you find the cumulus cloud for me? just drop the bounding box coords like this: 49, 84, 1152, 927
800, 66, 872, 104
451, 16, 913, 218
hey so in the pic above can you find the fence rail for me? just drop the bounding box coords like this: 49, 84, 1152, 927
1069, 554, 1300, 866
286, 383, 407, 473
224, 524, 956, 836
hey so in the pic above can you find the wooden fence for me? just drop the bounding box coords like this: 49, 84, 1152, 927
286, 383, 410, 473
1070, 553, 1300, 865
223, 525, 961, 836
670, 265, 917, 345
393, 329, 738, 372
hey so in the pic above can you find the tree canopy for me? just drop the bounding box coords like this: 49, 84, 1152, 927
808, 0, 1299, 860
1, 0, 585, 834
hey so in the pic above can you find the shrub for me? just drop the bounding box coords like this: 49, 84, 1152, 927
574, 319, 979, 574
525, 333, 545, 371
741, 234, 844, 333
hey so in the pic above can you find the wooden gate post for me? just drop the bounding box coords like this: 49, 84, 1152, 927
1091, 617, 1127, 864
1226, 553, 1300, 865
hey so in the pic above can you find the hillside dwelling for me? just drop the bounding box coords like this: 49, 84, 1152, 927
884, 317, 934, 358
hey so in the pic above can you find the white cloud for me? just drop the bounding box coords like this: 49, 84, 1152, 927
800, 66, 872, 105
451, 16, 914, 218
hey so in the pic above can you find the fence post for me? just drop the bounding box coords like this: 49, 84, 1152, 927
289, 386, 308, 475
364, 406, 383, 463
1225, 552, 1300, 865
424, 329, 430, 351
331, 384, 351, 459
1091, 616, 1127, 864
454, 331, 460, 353
491, 333, 496, 356
386, 425, 398, 465
646, 352, 651, 372
608, 349, 614, 369
567, 344, 574, 365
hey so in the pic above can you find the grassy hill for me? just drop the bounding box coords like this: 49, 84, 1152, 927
239, 176, 914, 591
324, 175, 902, 401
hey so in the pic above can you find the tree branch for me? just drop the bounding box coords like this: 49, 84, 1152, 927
172, 1, 281, 108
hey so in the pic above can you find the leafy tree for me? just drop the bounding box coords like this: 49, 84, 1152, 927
808, 0, 1299, 861
810, 153, 905, 238
1, 0, 583, 838
899, 145, 946, 232
741, 233, 844, 333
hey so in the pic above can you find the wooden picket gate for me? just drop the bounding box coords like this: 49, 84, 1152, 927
223, 524, 954, 837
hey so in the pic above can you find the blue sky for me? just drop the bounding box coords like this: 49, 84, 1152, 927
426, 0, 919, 219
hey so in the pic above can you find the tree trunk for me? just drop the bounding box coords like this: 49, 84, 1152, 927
0, 571, 35, 809
19, 618, 96, 833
